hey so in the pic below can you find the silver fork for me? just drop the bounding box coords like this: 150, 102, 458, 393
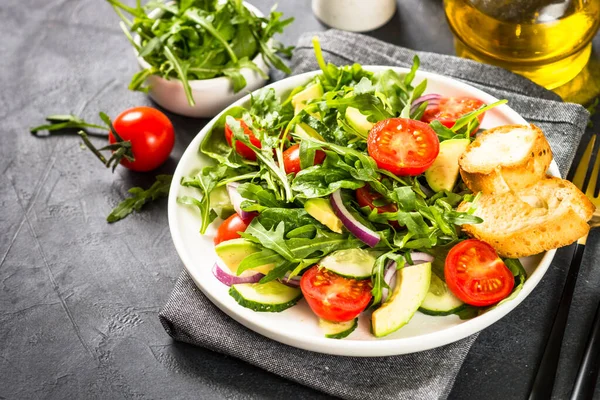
529, 131, 600, 400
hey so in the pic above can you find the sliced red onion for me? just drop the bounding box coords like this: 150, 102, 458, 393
380, 253, 435, 303
226, 182, 254, 221
381, 261, 398, 303
278, 277, 301, 288
330, 190, 380, 248
410, 93, 442, 115
409, 252, 435, 264
278, 271, 302, 288
212, 263, 264, 286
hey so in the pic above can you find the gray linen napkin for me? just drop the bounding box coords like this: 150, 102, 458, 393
159, 30, 589, 400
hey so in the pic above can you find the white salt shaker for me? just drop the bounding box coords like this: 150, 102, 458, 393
312, 0, 397, 32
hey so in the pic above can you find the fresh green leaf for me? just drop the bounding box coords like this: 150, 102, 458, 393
180, 165, 229, 233
243, 220, 295, 261
108, 175, 172, 222
200, 106, 248, 167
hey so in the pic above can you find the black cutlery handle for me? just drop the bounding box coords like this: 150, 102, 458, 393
571, 300, 600, 400
529, 242, 586, 400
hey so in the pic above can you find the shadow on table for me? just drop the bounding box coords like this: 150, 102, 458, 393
162, 341, 336, 399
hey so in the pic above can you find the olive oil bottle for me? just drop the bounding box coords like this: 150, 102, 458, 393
444, 0, 600, 89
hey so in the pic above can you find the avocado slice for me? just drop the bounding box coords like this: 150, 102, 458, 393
295, 122, 325, 141
371, 262, 431, 337
304, 198, 343, 233
209, 185, 235, 219
214, 238, 274, 275
345, 107, 374, 137
425, 138, 470, 192
291, 82, 324, 115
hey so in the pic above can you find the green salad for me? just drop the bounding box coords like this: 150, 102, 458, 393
108, 0, 293, 105
179, 38, 527, 339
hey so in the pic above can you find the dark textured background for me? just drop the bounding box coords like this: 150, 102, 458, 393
1, 0, 599, 399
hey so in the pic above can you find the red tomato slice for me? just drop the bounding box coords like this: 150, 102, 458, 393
421, 97, 485, 134
224, 119, 261, 161
444, 239, 514, 307
282, 144, 326, 174
367, 118, 439, 176
300, 265, 372, 322
109, 106, 175, 172
356, 185, 397, 213
214, 214, 253, 245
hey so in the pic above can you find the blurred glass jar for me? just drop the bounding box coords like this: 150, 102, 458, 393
444, 0, 600, 89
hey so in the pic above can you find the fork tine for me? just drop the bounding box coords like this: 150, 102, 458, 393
572, 134, 594, 189
581, 132, 600, 194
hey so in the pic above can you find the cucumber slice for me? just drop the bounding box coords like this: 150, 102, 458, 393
419, 273, 465, 316
229, 280, 302, 312
319, 318, 358, 339
320, 248, 376, 280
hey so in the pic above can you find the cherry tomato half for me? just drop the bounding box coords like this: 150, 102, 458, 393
108, 106, 175, 172
300, 265, 372, 322
224, 119, 261, 161
282, 144, 326, 174
444, 239, 514, 307
356, 185, 397, 213
367, 118, 439, 176
214, 214, 254, 245
421, 97, 485, 134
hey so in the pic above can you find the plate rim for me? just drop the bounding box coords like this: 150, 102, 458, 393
168, 66, 559, 357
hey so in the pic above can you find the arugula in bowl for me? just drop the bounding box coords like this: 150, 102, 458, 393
107, 0, 293, 105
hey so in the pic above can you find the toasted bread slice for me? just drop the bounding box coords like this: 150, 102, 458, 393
457, 177, 595, 258
459, 124, 553, 194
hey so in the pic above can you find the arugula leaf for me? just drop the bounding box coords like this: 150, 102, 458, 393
429, 120, 462, 141
238, 183, 287, 208
243, 220, 295, 261
107, 175, 172, 222
200, 106, 248, 168
456, 305, 481, 320
371, 251, 407, 305
259, 261, 295, 283
321, 93, 393, 123
400, 79, 427, 118
257, 208, 323, 232
237, 248, 286, 276
451, 99, 507, 134
225, 116, 293, 201
497, 258, 527, 306
180, 165, 230, 233
292, 164, 365, 198
287, 229, 363, 260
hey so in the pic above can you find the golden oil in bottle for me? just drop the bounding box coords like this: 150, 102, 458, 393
444, 0, 600, 89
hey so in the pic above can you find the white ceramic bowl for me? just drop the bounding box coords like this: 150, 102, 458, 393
168, 67, 559, 357
135, 2, 269, 118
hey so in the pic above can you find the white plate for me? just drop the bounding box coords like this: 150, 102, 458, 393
168, 67, 559, 357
